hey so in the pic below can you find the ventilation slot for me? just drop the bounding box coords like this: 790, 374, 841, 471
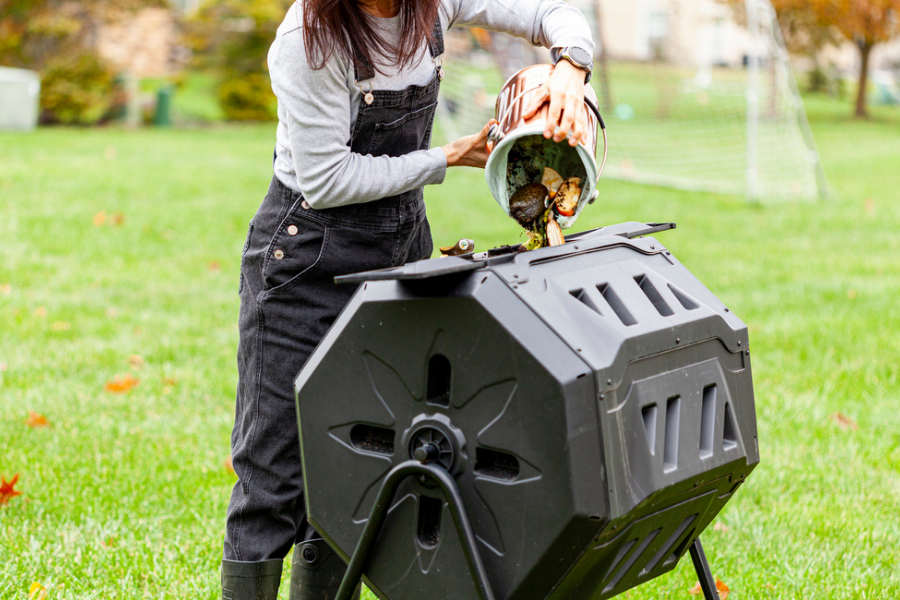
665, 526, 697, 568
475, 448, 520, 481
603, 538, 637, 580
635, 275, 674, 316
663, 396, 680, 472
699, 385, 717, 459
668, 284, 699, 310
641, 405, 658, 456
597, 284, 637, 326
640, 515, 697, 576
426, 354, 451, 408
350, 424, 395, 455
570, 288, 602, 315
417, 496, 442, 548
723, 402, 738, 451
603, 529, 660, 594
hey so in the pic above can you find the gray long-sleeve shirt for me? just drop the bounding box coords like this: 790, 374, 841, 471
268, 0, 593, 209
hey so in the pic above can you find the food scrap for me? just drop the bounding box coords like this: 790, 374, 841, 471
505, 136, 587, 250
440, 239, 475, 257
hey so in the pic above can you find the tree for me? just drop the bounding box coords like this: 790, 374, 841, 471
811, 0, 900, 117
0, 0, 164, 124
0, 0, 163, 70
730, 0, 899, 117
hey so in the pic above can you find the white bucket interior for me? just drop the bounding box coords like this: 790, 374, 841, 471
485, 126, 599, 230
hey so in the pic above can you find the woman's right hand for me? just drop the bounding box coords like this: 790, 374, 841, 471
442, 119, 498, 169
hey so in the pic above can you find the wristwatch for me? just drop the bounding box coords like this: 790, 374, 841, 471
552, 46, 593, 83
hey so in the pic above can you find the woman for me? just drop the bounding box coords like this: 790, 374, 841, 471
222, 0, 594, 598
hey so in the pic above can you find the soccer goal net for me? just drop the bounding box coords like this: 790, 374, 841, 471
437, 0, 828, 201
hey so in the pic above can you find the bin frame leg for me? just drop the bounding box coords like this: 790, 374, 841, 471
689, 537, 720, 600
334, 460, 496, 600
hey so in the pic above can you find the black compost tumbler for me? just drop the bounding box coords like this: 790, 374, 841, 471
294, 222, 759, 600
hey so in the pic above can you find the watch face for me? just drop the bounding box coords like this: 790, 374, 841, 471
569, 47, 592, 67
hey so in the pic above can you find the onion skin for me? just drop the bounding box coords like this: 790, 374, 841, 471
547, 216, 565, 246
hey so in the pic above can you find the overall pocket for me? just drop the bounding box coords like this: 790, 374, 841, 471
366, 102, 438, 158
262, 211, 328, 294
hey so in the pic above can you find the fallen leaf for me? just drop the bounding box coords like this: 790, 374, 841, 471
50, 321, 71, 332
0, 362, 7, 372
111, 212, 125, 226
128, 354, 144, 368
224, 456, 236, 475
162, 377, 178, 386
0, 474, 22, 505
712, 521, 730, 533
864, 198, 875, 214
688, 578, 729, 599
847, 288, 859, 300
103, 374, 139, 393
106, 307, 119, 318
830, 412, 858, 431
0, 283, 10, 295
93, 210, 107, 226
25, 411, 49, 428
101, 536, 117, 548
33, 306, 47, 318
207, 261, 222, 273
29, 582, 48, 600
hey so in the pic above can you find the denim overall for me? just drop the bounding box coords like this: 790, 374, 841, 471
225, 23, 444, 563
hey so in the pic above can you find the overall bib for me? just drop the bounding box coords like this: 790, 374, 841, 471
225, 21, 444, 565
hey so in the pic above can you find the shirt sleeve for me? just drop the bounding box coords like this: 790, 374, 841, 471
269, 27, 448, 210
442, 0, 594, 52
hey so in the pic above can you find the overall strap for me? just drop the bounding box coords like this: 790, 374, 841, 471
353, 14, 446, 84
428, 16, 444, 60
353, 46, 376, 83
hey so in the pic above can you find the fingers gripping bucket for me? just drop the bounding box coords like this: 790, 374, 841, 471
485, 64, 608, 229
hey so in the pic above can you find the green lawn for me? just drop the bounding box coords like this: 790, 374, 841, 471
1, 93, 899, 599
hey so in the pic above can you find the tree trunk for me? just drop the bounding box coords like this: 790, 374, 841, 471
855, 41, 873, 118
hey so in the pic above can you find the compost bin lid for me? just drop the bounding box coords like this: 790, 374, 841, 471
335, 222, 675, 285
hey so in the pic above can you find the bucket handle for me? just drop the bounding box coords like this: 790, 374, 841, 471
488, 85, 608, 195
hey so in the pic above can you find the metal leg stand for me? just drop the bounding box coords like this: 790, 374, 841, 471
334, 460, 496, 600
689, 538, 719, 600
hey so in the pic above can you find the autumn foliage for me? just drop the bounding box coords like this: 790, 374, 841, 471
769, 0, 900, 116
0, 474, 22, 505
104, 373, 140, 393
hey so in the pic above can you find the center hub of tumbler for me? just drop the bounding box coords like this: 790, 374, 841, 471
408, 427, 454, 471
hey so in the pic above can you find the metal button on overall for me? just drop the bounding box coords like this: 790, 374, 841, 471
301, 200, 310, 210
274, 249, 284, 260
288, 225, 298, 236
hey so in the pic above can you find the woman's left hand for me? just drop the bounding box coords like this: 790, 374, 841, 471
442, 119, 498, 169
522, 60, 590, 147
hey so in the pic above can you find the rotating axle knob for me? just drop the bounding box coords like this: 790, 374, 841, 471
414, 442, 441, 464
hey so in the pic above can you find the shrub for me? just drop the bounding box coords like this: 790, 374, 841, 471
185, 0, 292, 121
40, 53, 116, 125
217, 73, 276, 121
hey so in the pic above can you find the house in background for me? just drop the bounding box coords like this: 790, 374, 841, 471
94, 0, 200, 78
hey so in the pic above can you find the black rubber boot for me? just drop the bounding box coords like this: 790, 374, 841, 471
221, 558, 282, 600
289, 538, 360, 600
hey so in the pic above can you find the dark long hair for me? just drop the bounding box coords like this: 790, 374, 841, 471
303, 0, 439, 76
